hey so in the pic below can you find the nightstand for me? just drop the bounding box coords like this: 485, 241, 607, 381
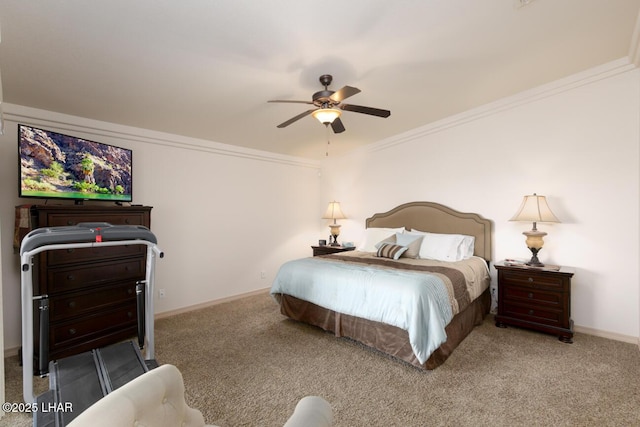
311, 245, 356, 256
494, 260, 575, 343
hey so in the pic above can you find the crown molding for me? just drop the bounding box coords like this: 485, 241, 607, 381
364, 58, 637, 156
3, 104, 321, 170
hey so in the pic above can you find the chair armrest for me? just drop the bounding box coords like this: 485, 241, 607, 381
283, 396, 333, 427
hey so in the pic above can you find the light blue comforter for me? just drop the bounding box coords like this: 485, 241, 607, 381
270, 256, 454, 364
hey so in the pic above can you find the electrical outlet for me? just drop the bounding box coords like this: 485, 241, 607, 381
260, 271, 266, 279
159, 289, 166, 298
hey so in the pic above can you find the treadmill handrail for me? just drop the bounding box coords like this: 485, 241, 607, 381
20, 223, 158, 254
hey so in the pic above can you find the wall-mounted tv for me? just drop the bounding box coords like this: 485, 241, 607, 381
19, 124, 133, 203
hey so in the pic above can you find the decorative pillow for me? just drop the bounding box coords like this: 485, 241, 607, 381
407, 230, 474, 262
373, 232, 423, 259
374, 234, 396, 249
394, 232, 424, 259
357, 227, 405, 252
376, 243, 408, 260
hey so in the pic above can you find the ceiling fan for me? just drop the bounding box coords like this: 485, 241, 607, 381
268, 74, 391, 134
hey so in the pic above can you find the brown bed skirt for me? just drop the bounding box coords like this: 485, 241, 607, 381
278, 287, 491, 369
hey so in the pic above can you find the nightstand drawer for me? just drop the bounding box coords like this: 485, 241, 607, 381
503, 286, 563, 308
502, 302, 564, 327
501, 270, 566, 291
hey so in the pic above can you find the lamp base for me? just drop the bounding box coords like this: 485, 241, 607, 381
526, 247, 544, 267
328, 224, 341, 246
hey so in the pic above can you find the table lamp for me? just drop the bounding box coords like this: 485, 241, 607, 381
322, 201, 346, 246
509, 193, 560, 267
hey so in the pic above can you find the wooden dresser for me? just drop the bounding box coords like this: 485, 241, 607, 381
494, 260, 574, 343
23, 204, 152, 373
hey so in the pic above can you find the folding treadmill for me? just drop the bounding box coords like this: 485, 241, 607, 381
20, 223, 164, 426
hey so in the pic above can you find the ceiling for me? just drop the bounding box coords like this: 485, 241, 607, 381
1, 0, 639, 160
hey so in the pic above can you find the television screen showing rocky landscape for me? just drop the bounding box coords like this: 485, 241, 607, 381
19, 125, 133, 202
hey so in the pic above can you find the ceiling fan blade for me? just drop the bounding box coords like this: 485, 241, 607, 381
340, 103, 391, 118
331, 117, 346, 134
276, 109, 316, 128
330, 86, 361, 103
268, 100, 314, 105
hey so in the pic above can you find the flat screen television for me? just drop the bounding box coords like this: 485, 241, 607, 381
19, 124, 133, 203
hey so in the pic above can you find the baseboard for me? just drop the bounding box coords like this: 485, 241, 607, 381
4, 347, 19, 358
573, 324, 639, 345
154, 287, 271, 320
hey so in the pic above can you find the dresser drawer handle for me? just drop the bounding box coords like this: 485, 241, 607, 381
66, 220, 75, 226
128, 288, 133, 294
528, 277, 534, 282
125, 218, 131, 224
68, 301, 76, 308
67, 274, 75, 281
528, 309, 534, 315
68, 328, 76, 335
127, 311, 133, 318
528, 292, 534, 299
67, 248, 75, 253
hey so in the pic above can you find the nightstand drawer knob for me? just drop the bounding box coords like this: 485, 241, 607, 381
528, 277, 534, 282
529, 309, 534, 315
528, 292, 534, 299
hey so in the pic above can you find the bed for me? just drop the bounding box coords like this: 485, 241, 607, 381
270, 201, 492, 369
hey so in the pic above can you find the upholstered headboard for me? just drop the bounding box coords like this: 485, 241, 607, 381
366, 201, 492, 262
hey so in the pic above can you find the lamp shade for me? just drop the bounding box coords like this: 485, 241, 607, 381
322, 201, 346, 220
509, 194, 560, 223
312, 108, 342, 124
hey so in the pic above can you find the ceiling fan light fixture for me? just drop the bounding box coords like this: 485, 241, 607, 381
312, 108, 341, 124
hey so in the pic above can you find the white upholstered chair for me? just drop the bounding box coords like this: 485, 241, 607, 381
67, 364, 332, 427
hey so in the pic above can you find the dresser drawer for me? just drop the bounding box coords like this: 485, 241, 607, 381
49, 282, 138, 322
44, 212, 147, 227
50, 303, 138, 349
501, 302, 564, 327
47, 244, 145, 266
502, 286, 563, 308
500, 270, 566, 291
48, 258, 145, 293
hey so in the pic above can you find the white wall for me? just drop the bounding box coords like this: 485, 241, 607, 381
321, 59, 640, 341
0, 105, 321, 353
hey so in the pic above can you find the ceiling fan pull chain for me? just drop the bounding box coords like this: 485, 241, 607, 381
325, 124, 331, 157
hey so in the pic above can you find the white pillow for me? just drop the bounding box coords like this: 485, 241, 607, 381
407, 230, 475, 261
357, 227, 405, 252
458, 235, 476, 259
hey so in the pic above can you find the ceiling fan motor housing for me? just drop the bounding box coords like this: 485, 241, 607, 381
312, 90, 336, 107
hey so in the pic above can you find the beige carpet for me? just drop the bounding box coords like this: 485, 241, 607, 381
3, 291, 640, 426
